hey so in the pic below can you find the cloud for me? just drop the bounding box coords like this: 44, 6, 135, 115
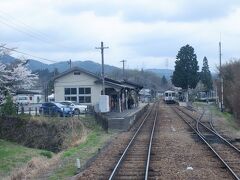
54, 0, 240, 22
1, 0, 240, 72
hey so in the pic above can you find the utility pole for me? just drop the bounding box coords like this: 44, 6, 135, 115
120, 59, 126, 80
219, 41, 224, 112
68, 59, 72, 69
96, 42, 109, 95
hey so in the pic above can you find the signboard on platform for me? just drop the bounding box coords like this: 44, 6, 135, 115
99, 95, 110, 113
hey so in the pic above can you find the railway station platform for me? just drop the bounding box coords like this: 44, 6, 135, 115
103, 103, 149, 131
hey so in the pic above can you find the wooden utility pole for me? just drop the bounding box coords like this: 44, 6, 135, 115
219, 41, 224, 112
96, 42, 109, 95
120, 59, 126, 80
68, 59, 72, 69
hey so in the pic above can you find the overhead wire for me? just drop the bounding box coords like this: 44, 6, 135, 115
0, 10, 50, 41
0, 10, 72, 64
0, 19, 50, 44
0, 45, 58, 63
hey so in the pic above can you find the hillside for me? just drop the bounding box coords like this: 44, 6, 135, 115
0, 55, 173, 79
146, 69, 173, 79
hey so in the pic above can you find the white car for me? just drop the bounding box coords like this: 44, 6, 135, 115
59, 101, 88, 114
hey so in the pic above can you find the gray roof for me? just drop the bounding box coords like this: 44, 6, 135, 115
53, 66, 100, 81
54, 66, 142, 90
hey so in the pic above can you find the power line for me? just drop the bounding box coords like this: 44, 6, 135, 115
0, 19, 49, 44
0, 10, 49, 40
0, 45, 58, 63
0, 10, 71, 50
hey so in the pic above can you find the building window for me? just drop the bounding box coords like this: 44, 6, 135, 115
78, 96, 91, 103
79, 88, 84, 94
74, 71, 81, 75
65, 88, 77, 95
79, 96, 84, 103
79, 87, 91, 94
65, 96, 77, 102
78, 87, 91, 103
85, 96, 91, 103
79, 96, 91, 103
85, 88, 91, 94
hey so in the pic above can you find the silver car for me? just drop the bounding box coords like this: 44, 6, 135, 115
59, 101, 88, 115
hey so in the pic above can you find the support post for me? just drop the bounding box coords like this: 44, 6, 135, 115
96, 42, 109, 95
219, 41, 224, 112
120, 59, 126, 80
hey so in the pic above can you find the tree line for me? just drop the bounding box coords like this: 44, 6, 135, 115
172, 44, 240, 121
172, 44, 213, 95
220, 60, 240, 119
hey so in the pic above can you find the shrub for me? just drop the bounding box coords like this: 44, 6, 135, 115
40, 151, 52, 158
0, 95, 17, 116
221, 60, 240, 120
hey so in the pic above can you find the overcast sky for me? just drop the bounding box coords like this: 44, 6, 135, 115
1, 0, 240, 72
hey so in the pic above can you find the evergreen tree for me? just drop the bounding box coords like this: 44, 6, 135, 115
200, 56, 213, 91
172, 44, 199, 89
161, 75, 168, 88
0, 94, 16, 116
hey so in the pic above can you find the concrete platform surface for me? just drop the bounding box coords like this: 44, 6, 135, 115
105, 103, 148, 118
104, 103, 148, 131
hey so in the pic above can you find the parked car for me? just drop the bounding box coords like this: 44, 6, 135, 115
59, 101, 88, 115
39, 102, 73, 117
15, 95, 29, 105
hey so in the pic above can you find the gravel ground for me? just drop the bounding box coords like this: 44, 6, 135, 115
191, 103, 240, 148
73, 131, 132, 179
74, 102, 234, 179
154, 103, 232, 179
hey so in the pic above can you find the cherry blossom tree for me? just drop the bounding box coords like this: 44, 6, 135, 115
0, 45, 38, 97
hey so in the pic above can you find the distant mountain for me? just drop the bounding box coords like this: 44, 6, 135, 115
146, 69, 174, 79
27, 59, 49, 71
0, 55, 173, 78
0, 54, 17, 64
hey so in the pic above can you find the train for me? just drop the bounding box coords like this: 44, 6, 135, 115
164, 90, 176, 104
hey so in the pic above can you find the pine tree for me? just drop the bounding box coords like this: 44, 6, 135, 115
161, 75, 168, 88
201, 56, 213, 91
172, 44, 199, 89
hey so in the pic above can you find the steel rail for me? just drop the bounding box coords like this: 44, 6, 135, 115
195, 111, 240, 180
144, 110, 158, 180
108, 103, 156, 180
173, 107, 240, 180
177, 107, 240, 153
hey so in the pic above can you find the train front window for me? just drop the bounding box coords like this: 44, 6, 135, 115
165, 93, 168, 97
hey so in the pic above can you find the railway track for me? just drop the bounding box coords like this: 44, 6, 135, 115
173, 106, 240, 180
108, 102, 159, 180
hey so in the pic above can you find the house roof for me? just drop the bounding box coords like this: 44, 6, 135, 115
53, 66, 100, 81
54, 67, 143, 90
16, 90, 41, 95
122, 80, 143, 89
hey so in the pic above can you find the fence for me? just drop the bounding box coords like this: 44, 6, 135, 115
94, 112, 108, 131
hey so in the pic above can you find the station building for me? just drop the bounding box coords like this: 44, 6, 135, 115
53, 67, 142, 112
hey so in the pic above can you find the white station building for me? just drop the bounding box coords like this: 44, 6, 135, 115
53, 67, 142, 112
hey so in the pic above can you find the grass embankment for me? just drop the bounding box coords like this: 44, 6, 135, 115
0, 114, 115, 179
194, 102, 240, 131
46, 115, 115, 180
0, 139, 52, 178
